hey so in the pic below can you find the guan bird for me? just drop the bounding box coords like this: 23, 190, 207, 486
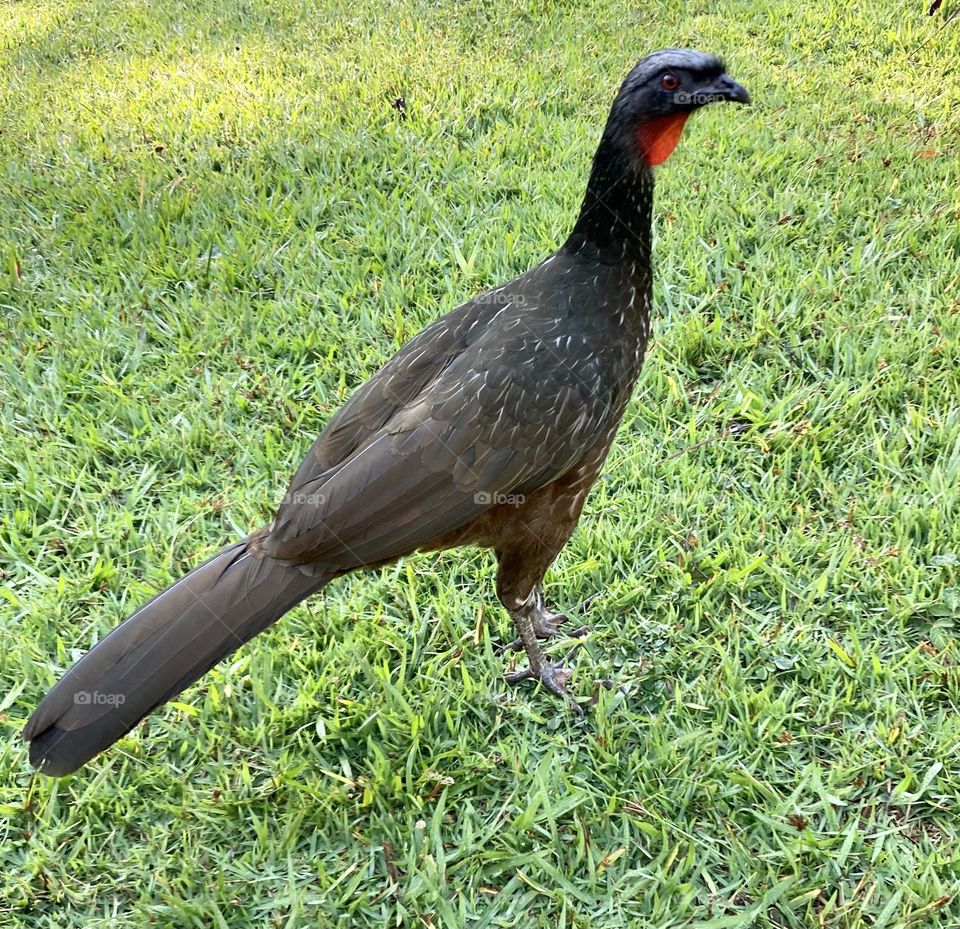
25, 49, 749, 775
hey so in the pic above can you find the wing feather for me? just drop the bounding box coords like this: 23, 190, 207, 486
265, 257, 619, 570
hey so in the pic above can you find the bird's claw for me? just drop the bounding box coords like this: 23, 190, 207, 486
531, 611, 569, 638
504, 645, 584, 716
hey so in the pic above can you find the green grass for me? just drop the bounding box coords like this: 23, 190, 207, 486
2, 0, 959, 925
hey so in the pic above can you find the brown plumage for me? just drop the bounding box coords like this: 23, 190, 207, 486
25, 49, 749, 776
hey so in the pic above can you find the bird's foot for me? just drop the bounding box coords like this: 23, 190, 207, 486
497, 611, 591, 654
532, 610, 568, 638
504, 645, 584, 716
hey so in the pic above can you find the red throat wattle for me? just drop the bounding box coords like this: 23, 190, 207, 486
635, 113, 690, 166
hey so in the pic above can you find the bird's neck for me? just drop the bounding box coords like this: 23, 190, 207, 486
565, 135, 654, 266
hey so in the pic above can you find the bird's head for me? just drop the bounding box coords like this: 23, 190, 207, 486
605, 49, 750, 168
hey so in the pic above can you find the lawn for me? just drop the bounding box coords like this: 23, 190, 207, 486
1, 0, 959, 926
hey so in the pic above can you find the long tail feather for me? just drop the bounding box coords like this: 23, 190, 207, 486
24, 534, 329, 776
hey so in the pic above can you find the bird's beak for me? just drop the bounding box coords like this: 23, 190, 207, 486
693, 74, 751, 106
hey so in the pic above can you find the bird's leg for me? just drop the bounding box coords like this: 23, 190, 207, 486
502, 595, 584, 715
495, 586, 591, 653
495, 547, 584, 715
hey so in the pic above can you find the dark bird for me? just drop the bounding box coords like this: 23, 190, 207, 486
25, 49, 750, 776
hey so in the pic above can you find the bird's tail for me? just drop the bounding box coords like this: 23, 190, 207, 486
23, 533, 329, 776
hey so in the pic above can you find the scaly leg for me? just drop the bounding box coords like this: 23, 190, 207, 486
496, 587, 591, 653
495, 547, 584, 716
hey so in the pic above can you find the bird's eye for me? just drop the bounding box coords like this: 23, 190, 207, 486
660, 73, 680, 92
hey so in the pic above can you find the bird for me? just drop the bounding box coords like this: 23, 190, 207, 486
24, 49, 750, 776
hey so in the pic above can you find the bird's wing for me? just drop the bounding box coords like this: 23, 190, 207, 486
294, 299, 488, 475
264, 316, 614, 570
